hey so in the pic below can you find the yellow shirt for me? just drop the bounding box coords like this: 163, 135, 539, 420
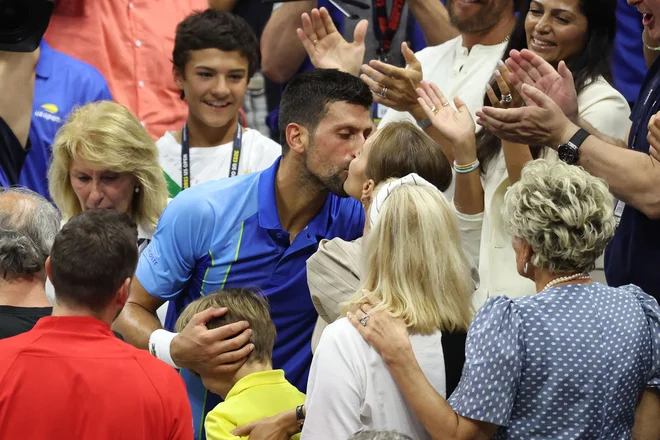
204, 369, 306, 440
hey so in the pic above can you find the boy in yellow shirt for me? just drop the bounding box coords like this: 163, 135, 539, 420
175, 288, 306, 440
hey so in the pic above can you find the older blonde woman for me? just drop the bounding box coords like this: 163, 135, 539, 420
349, 160, 660, 439
48, 101, 168, 251
302, 174, 473, 440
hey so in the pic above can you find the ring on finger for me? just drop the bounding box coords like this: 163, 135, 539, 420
382, 86, 388, 98
430, 105, 438, 115
312, 39, 319, 45
359, 314, 370, 327
501, 93, 513, 104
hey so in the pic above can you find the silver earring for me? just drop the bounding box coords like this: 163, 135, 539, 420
135, 187, 140, 194
523, 262, 529, 274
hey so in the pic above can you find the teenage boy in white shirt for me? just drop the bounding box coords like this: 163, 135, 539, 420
158, 9, 282, 198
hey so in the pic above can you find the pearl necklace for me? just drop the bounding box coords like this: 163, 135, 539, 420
542, 273, 591, 292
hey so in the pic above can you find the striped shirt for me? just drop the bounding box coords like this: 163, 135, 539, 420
136, 157, 364, 439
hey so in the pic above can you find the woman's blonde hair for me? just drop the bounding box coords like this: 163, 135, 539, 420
502, 159, 616, 273
342, 180, 473, 334
48, 101, 168, 228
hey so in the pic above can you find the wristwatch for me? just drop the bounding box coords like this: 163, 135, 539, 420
417, 117, 432, 130
557, 128, 589, 164
295, 404, 305, 431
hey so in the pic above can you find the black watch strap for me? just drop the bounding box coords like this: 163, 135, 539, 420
295, 404, 305, 431
569, 128, 590, 148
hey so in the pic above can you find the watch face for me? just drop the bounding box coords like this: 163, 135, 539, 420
558, 144, 578, 164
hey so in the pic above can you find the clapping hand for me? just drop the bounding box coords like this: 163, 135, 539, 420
416, 80, 476, 161
648, 112, 660, 162
486, 60, 525, 109
360, 42, 423, 114
504, 49, 579, 122
297, 7, 367, 76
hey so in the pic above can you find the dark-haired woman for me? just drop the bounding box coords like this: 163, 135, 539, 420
435, 0, 630, 308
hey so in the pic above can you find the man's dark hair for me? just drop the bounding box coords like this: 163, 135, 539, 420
50, 209, 138, 312
278, 69, 373, 153
172, 9, 259, 79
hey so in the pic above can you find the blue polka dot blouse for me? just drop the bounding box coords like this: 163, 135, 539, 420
448, 282, 660, 439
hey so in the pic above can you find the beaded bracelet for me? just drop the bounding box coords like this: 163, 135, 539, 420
453, 159, 480, 174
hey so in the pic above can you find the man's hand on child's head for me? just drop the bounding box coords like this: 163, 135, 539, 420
170, 306, 254, 375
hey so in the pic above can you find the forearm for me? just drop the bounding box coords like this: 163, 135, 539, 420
577, 116, 628, 149
452, 141, 484, 215
261, 1, 315, 83
577, 136, 660, 219
501, 141, 533, 184
384, 348, 477, 440
634, 388, 660, 439
112, 302, 163, 349
407, 0, 458, 46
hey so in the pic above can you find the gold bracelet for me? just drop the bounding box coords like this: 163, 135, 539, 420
454, 158, 479, 170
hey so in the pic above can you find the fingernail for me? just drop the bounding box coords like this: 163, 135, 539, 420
497, 60, 505, 67
486, 84, 492, 90
250, 344, 255, 351
494, 70, 501, 77
347, 311, 354, 319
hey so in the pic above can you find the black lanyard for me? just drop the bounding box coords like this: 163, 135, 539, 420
180, 115, 243, 190
372, 0, 406, 62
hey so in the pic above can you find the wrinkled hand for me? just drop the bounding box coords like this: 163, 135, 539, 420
297, 7, 367, 76
504, 49, 579, 122
231, 411, 294, 440
416, 80, 476, 162
347, 293, 411, 363
648, 112, 660, 162
360, 42, 423, 114
476, 83, 577, 148
486, 61, 525, 109
170, 307, 254, 375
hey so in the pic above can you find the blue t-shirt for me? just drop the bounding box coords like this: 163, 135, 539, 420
612, 0, 646, 104
136, 157, 364, 439
605, 56, 660, 300
18, 40, 112, 199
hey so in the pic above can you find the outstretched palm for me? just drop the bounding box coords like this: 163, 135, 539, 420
505, 49, 578, 121
297, 8, 366, 76
416, 81, 476, 153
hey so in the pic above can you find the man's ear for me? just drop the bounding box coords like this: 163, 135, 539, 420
115, 278, 131, 308
285, 123, 309, 156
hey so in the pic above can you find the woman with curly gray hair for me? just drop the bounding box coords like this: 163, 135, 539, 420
347, 160, 660, 439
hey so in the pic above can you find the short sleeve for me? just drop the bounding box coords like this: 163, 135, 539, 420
136, 190, 216, 300
204, 406, 240, 440
630, 285, 660, 388
448, 296, 524, 427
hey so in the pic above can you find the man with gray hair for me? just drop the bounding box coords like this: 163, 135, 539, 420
0, 187, 60, 339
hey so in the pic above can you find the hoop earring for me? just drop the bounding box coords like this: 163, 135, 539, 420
135, 187, 140, 194
523, 261, 529, 275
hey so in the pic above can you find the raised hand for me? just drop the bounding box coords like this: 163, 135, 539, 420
360, 42, 423, 113
297, 7, 367, 76
505, 49, 579, 122
416, 80, 476, 161
486, 60, 525, 109
476, 83, 577, 148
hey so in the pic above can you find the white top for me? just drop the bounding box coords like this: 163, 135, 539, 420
156, 128, 282, 196
455, 76, 631, 309
302, 318, 445, 440
378, 36, 507, 199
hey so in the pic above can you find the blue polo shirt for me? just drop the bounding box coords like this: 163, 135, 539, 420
18, 40, 112, 199
605, 56, 660, 300
136, 157, 364, 439
612, 0, 646, 104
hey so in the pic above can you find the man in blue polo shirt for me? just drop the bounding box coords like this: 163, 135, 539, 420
18, 40, 111, 199
114, 68, 373, 439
